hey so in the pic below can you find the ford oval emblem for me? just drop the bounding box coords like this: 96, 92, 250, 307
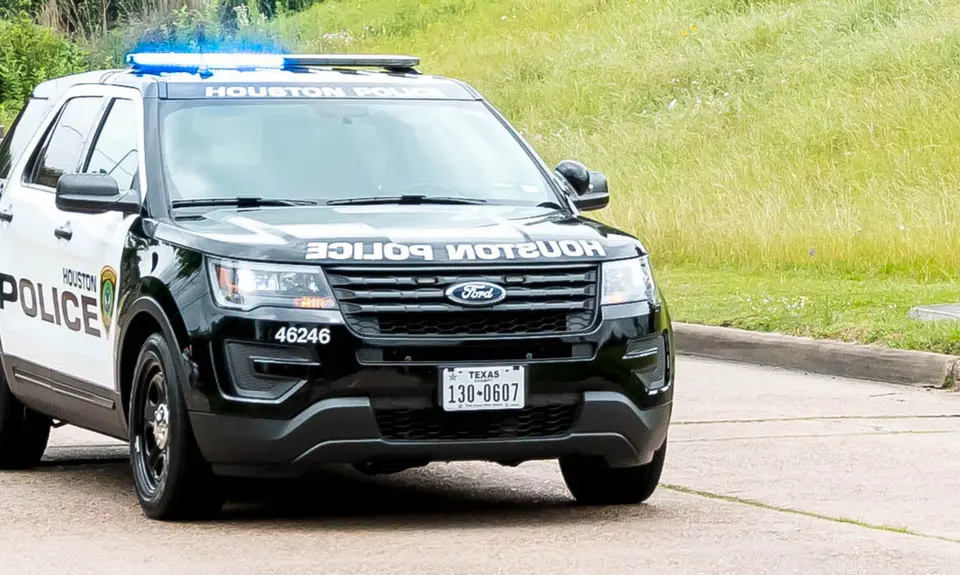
445, 281, 507, 306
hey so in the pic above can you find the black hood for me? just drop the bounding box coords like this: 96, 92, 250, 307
154, 204, 645, 264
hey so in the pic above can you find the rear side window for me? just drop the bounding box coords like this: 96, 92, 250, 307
0, 98, 49, 184
83, 98, 139, 191
29, 96, 103, 189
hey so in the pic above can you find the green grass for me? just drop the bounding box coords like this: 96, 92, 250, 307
8, 0, 960, 352
270, 0, 960, 273
658, 265, 960, 354
252, 0, 960, 353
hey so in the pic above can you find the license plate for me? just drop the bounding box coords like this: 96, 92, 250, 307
440, 366, 525, 411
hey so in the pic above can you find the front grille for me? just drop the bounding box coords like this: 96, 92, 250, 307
374, 403, 579, 441
327, 264, 599, 338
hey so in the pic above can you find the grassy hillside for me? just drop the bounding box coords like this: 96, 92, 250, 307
271, 0, 960, 276
261, 0, 960, 352
5, 0, 960, 351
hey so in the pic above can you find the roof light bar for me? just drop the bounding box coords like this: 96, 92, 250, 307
283, 54, 420, 69
125, 52, 420, 73
126, 52, 286, 71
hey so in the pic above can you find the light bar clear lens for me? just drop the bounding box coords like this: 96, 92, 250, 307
601, 256, 660, 306
286, 54, 420, 68
126, 52, 286, 70
207, 257, 337, 311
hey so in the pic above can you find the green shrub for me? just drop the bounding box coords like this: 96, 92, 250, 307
0, 10, 88, 125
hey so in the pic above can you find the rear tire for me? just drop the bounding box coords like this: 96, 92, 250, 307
560, 439, 667, 505
0, 364, 51, 469
129, 333, 224, 521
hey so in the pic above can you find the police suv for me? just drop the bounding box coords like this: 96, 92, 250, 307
0, 53, 674, 520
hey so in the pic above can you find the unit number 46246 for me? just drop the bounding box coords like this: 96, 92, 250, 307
274, 326, 331, 345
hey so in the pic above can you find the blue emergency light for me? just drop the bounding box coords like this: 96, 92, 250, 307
125, 52, 421, 74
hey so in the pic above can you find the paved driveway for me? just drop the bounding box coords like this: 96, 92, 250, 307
1, 357, 957, 574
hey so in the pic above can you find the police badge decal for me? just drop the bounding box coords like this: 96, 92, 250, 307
99, 265, 117, 335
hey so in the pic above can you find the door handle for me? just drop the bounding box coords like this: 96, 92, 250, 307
54, 223, 73, 241
0, 207, 12, 222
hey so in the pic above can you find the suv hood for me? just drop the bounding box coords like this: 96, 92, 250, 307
156, 204, 645, 264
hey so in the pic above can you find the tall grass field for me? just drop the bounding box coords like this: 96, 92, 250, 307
269, 0, 960, 274
8, 0, 960, 351
263, 0, 960, 352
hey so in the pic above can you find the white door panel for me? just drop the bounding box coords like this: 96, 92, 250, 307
0, 187, 64, 366
52, 209, 137, 387
0, 85, 145, 392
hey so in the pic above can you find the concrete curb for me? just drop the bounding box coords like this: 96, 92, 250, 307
673, 322, 960, 389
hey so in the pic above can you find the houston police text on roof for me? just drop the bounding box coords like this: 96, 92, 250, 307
204, 86, 446, 98
304, 240, 607, 261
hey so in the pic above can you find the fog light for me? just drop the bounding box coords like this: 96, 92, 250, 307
624, 338, 659, 360
625, 333, 667, 393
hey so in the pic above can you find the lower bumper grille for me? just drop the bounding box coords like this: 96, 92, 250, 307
374, 403, 579, 441
373, 309, 573, 337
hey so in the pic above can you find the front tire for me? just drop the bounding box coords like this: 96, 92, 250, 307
560, 439, 667, 505
0, 365, 51, 469
129, 333, 224, 520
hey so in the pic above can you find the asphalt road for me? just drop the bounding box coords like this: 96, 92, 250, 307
1, 357, 958, 574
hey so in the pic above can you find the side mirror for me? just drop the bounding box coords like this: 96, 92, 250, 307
555, 160, 610, 212
556, 160, 590, 195
55, 173, 140, 215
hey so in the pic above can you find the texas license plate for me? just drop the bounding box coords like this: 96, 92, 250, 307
440, 366, 525, 412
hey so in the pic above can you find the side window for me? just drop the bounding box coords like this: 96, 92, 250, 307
29, 96, 103, 189
83, 99, 139, 191
0, 98, 50, 186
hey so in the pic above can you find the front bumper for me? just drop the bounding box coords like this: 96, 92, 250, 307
192, 392, 671, 477
178, 298, 675, 477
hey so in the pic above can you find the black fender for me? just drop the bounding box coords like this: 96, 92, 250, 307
113, 293, 192, 423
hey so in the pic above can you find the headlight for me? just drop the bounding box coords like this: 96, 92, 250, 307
207, 257, 337, 311
601, 256, 660, 306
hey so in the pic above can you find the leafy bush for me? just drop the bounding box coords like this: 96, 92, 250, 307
0, 9, 87, 125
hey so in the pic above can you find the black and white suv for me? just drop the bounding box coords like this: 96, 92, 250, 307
0, 53, 674, 520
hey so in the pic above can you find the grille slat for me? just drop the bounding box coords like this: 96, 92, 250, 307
336, 289, 445, 301
335, 286, 593, 302
375, 404, 579, 441
340, 301, 592, 314
329, 264, 599, 338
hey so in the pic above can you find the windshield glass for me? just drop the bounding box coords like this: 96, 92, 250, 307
158, 99, 558, 205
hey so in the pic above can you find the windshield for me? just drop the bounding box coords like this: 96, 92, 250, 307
158, 99, 559, 205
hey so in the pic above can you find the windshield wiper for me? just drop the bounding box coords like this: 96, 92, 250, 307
170, 197, 319, 209
325, 195, 488, 206
537, 201, 566, 210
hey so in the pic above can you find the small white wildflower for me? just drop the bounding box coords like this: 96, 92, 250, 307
667, 98, 678, 109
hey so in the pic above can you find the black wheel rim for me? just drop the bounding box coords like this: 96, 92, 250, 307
132, 353, 170, 499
